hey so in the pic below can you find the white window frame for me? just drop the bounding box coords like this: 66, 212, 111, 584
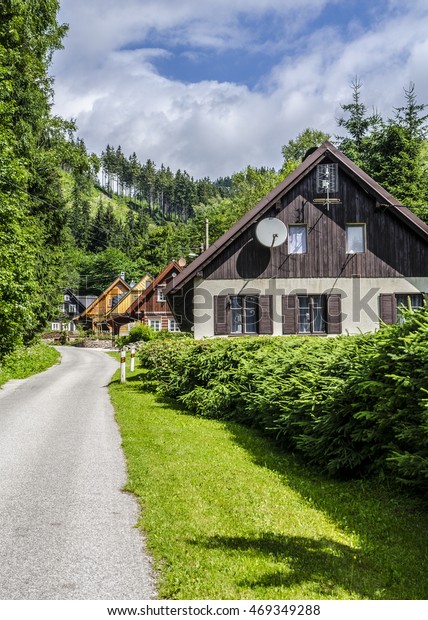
288, 224, 307, 254
168, 318, 180, 332
148, 318, 161, 332
64, 294, 70, 302
346, 224, 366, 254
51, 322, 61, 331
157, 287, 166, 302
69, 304, 77, 313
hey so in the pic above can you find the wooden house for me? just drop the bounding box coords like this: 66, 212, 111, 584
74, 277, 131, 332
166, 141, 428, 338
51, 289, 86, 332
110, 261, 183, 335
105, 274, 153, 335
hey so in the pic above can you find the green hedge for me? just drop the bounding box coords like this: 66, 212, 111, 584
139, 307, 428, 492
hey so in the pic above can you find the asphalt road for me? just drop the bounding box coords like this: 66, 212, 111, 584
0, 347, 156, 600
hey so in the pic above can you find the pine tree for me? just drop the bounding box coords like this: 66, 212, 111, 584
336, 78, 381, 167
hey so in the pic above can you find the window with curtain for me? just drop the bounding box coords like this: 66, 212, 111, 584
230, 296, 258, 334
346, 224, 366, 253
288, 225, 307, 254
297, 295, 326, 334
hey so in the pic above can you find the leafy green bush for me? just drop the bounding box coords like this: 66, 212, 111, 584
0, 342, 60, 386
139, 307, 428, 493
117, 324, 193, 348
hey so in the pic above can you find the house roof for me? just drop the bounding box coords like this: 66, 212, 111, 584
75, 276, 131, 320
125, 260, 184, 317
64, 288, 86, 313
106, 273, 153, 317
167, 141, 428, 295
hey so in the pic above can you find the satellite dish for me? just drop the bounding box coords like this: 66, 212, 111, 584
255, 217, 287, 248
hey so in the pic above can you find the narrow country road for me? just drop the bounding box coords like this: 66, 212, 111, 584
0, 347, 156, 600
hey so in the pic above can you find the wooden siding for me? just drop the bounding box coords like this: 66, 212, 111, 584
326, 294, 342, 334
258, 295, 273, 334
85, 282, 129, 320
203, 162, 427, 280
379, 294, 396, 324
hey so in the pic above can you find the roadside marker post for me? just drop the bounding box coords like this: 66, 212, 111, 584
130, 346, 135, 372
120, 348, 126, 384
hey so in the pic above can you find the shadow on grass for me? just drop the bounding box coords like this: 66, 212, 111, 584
220, 421, 428, 599
189, 532, 372, 598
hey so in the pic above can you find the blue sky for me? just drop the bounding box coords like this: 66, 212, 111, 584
51, 0, 428, 179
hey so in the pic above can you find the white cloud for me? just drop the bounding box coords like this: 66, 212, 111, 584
51, 0, 428, 178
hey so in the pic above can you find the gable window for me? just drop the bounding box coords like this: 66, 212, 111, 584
298, 295, 326, 334
64, 294, 70, 302
69, 304, 77, 313
346, 224, 366, 253
288, 225, 307, 254
157, 287, 166, 302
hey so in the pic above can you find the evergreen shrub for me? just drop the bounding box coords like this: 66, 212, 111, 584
139, 307, 428, 492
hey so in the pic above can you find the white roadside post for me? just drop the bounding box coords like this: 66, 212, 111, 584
120, 348, 126, 384
130, 346, 135, 372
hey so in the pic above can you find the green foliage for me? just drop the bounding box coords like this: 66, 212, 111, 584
0, 341, 60, 386
336, 80, 428, 220
117, 324, 193, 349
76, 248, 136, 295
0, 0, 70, 358
282, 128, 331, 163
117, 324, 155, 348
139, 308, 428, 493
111, 365, 428, 599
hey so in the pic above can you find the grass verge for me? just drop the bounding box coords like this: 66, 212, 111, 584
0, 342, 60, 387
110, 363, 428, 600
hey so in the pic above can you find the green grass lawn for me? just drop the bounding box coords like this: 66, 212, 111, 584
109, 362, 428, 600
0, 342, 60, 387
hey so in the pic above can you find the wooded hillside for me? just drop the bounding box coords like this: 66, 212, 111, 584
0, 1, 427, 358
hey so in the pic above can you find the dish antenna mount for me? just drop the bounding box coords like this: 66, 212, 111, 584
255, 217, 287, 248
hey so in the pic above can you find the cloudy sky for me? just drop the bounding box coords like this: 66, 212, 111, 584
51, 0, 428, 179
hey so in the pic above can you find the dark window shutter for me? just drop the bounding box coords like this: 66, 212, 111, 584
258, 295, 273, 335
282, 295, 297, 334
326, 294, 342, 334
214, 295, 229, 335
379, 294, 396, 324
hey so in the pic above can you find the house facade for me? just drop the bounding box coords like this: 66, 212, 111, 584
105, 274, 153, 335
108, 261, 184, 335
74, 277, 131, 332
51, 289, 87, 332
166, 142, 428, 338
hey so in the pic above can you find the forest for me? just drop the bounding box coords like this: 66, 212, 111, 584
1, 0, 428, 358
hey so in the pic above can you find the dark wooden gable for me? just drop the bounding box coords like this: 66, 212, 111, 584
202, 159, 428, 281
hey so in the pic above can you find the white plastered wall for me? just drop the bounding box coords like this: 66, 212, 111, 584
192, 276, 428, 339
